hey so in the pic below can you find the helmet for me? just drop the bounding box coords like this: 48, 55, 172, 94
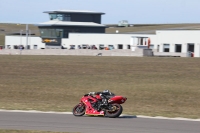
103, 90, 110, 93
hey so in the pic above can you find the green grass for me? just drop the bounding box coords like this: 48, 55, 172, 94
0, 129, 77, 133
0, 55, 200, 119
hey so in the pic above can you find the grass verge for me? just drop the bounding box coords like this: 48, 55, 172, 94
0, 55, 200, 118
0, 129, 77, 133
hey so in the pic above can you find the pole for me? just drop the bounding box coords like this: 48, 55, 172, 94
29, 30, 31, 49
20, 30, 23, 45
26, 24, 29, 49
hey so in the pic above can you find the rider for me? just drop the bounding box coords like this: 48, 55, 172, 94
88, 90, 114, 110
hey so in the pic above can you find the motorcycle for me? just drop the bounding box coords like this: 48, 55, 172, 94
72, 93, 127, 118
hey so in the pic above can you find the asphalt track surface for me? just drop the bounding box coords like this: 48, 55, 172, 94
0, 111, 200, 133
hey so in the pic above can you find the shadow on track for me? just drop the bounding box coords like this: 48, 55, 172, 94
79, 115, 137, 119
119, 115, 137, 119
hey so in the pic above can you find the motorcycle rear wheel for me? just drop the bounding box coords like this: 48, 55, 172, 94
72, 103, 86, 116
105, 103, 123, 118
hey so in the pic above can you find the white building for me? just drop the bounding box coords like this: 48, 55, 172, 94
4, 10, 200, 57
5, 29, 200, 57
155, 30, 200, 57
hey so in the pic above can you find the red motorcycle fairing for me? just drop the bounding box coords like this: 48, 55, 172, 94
73, 93, 127, 117
108, 96, 127, 104
94, 94, 101, 100
81, 95, 104, 116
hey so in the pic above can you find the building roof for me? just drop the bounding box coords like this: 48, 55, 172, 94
43, 10, 105, 15
35, 20, 106, 27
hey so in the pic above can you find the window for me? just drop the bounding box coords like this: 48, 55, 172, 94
40, 29, 63, 38
99, 44, 104, 50
34, 45, 38, 49
140, 38, 143, 45
49, 14, 57, 20
187, 43, 194, 52
157, 45, 160, 52
56, 29, 63, 38
163, 44, 170, 52
82, 44, 87, 49
108, 45, 114, 50
118, 44, 123, 49
49, 14, 64, 21
65, 14, 71, 21
14, 45, 18, 49
57, 14, 63, 21
175, 44, 182, 53
7, 45, 11, 49
150, 44, 154, 49
70, 45, 75, 49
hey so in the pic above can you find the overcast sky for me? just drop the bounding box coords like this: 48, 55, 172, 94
0, 0, 200, 24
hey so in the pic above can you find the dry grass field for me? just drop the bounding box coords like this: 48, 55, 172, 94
106, 23, 200, 33
0, 55, 200, 118
0, 23, 40, 46
0, 129, 77, 133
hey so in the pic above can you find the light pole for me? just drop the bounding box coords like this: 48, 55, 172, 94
29, 30, 31, 49
26, 24, 29, 49
20, 30, 23, 45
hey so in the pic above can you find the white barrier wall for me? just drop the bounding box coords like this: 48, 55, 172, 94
5, 36, 45, 49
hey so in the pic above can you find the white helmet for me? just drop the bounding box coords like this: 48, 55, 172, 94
103, 90, 110, 93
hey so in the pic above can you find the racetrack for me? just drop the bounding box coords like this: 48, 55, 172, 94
0, 111, 199, 133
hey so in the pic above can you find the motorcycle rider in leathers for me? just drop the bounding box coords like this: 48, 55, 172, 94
88, 90, 114, 111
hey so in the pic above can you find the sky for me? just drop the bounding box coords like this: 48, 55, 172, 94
0, 0, 200, 24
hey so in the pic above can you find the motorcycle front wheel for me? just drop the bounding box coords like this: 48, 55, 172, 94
72, 103, 86, 116
105, 103, 123, 118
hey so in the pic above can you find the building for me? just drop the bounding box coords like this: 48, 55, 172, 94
36, 10, 106, 49
4, 10, 200, 57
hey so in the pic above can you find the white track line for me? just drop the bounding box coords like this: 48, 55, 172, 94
0, 109, 199, 122
133, 115, 200, 122
0, 109, 72, 114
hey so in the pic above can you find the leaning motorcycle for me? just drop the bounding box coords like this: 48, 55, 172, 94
72, 93, 127, 118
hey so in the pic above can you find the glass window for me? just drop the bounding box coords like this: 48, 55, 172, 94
188, 43, 194, 52
56, 29, 63, 38
163, 44, 170, 52
99, 44, 104, 50
7, 45, 11, 49
163, 44, 170, 48
57, 14, 63, 21
40, 29, 63, 38
34, 45, 38, 49
49, 14, 57, 20
175, 44, 182, 53
49, 14, 63, 20
150, 44, 154, 49
65, 14, 71, 21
